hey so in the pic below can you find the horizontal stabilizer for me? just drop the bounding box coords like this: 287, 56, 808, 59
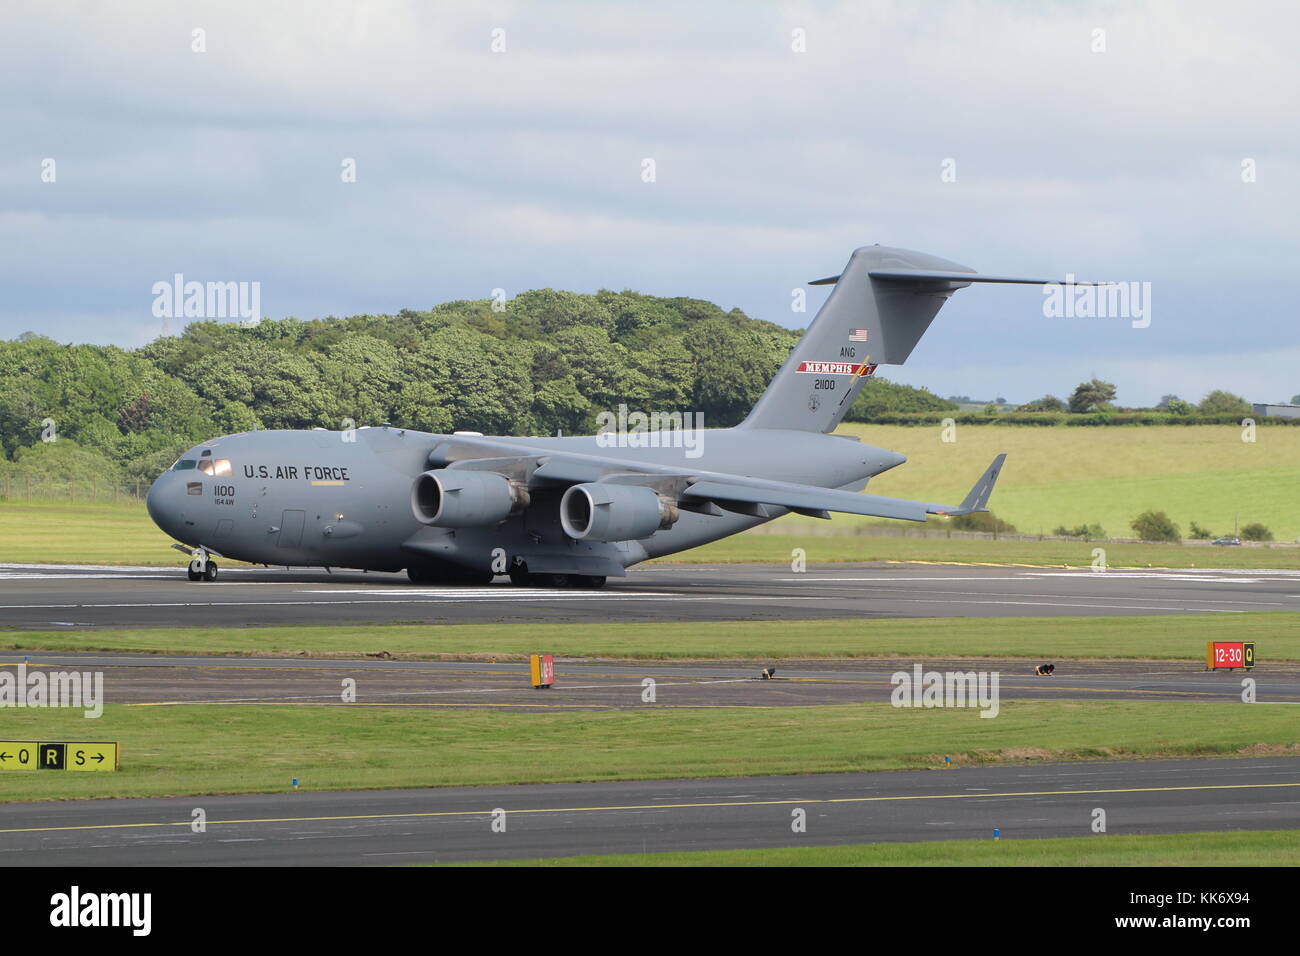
873, 269, 1106, 286
812, 270, 1103, 286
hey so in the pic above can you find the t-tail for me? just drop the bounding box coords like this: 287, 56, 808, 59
740, 244, 1083, 433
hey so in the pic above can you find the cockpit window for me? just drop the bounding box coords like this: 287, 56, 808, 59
198, 458, 232, 477
173, 459, 197, 471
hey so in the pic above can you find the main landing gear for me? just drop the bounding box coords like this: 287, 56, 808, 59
402, 561, 606, 589
186, 549, 218, 582
508, 563, 605, 589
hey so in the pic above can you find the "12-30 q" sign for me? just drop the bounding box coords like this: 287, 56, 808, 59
1206, 642, 1255, 670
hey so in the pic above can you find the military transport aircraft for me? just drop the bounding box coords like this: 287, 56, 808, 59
147, 244, 1068, 587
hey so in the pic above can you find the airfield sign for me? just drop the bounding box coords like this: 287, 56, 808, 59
0, 741, 119, 771
1206, 642, 1255, 671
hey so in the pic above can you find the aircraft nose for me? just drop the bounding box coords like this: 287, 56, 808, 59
145, 473, 175, 534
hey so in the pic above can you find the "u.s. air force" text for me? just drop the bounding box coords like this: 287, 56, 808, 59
242, 464, 350, 481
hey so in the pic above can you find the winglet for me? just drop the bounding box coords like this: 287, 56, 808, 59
929, 454, 1007, 517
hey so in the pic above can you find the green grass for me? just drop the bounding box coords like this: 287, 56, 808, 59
0, 499, 176, 565
457, 829, 1300, 866
1, 700, 1296, 802
6, 613, 1298, 661
807, 423, 1300, 542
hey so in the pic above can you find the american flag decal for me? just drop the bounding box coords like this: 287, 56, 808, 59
848, 329, 868, 342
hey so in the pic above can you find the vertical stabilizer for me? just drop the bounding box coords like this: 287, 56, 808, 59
740, 245, 978, 432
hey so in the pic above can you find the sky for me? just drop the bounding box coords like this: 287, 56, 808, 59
2, 0, 1298, 406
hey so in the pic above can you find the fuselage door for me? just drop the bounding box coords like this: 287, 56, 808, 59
278, 510, 306, 549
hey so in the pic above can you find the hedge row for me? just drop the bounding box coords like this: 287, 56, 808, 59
859, 412, 1300, 427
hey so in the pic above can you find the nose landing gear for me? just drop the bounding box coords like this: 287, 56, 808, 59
187, 548, 219, 582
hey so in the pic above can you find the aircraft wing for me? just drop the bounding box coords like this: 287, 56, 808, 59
682, 454, 1005, 521
427, 435, 1005, 524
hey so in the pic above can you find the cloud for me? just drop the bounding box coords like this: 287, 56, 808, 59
0, 0, 1297, 403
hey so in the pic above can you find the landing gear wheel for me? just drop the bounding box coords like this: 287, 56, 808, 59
578, 575, 606, 589
508, 564, 533, 587
187, 565, 202, 582
202, 560, 219, 582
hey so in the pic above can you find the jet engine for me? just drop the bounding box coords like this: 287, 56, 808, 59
411, 469, 529, 527
559, 483, 679, 542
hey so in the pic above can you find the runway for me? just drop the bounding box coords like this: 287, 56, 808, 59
1, 757, 1295, 865
3, 561, 1300, 629
7, 651, 1299, 709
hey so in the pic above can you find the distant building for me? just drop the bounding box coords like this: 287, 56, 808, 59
1252, 403, 1300, 419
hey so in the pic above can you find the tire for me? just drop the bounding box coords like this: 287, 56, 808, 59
508, 565, 533, 587
187, 566, 202, 582
578, 575, 607, 589
202, 561, 219, 582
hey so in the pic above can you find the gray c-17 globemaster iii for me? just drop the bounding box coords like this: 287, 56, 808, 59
147, 245, 1076, 586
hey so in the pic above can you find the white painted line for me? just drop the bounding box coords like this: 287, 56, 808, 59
864, 597, 1244, 613
768, 582, 1294, 608
776, 576, 1030, 583
295, 588, 662, 597
0, 562, 256, 574
1026, 571, 1300, 582
0, 596, 824, 610
0, 573, 176, 580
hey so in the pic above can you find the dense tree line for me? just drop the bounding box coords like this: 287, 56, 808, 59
1019, 379, 1255, 417
0, 290, 952, 483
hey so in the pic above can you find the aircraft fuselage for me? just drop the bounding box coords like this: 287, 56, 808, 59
145, 425, 905, 575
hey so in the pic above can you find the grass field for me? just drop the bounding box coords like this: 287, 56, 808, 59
459, 829, 1300, 866
6, 612, 1299, 661
824, 423, 1300, 542
2, 700, 1296, 802
0, 500, 177, 565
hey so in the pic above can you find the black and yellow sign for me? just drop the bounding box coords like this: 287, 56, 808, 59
0, 741, 119, 772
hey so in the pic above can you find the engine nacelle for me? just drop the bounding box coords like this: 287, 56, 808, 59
559, 482, 679, 542
411, 469, 529, 527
